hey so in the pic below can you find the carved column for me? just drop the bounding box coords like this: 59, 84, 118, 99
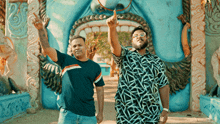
26, 0, 41, 110
190, 0, 206, 111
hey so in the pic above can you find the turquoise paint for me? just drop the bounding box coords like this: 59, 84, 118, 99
0, 92, 31, 123
90, 0, 131, 15
42, 0, 189, 111
130, 0, 184, 62
200, 95, 220, 123
41, 79, 58, 110
46, 0, 92, 53
101, 67, 110, 76
169, 83, 190, 112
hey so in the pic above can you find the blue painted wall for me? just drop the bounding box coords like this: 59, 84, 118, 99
42, 0, 189, 112
101, 67, 110, 76
99, 63, 111, 76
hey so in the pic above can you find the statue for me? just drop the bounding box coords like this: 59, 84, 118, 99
209, 46, 220, 97
0, 29, 21, 95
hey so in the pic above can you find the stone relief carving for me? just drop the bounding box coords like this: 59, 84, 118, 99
178, 0, 190, 24
0, 0, 6, 25
190, 0, 206, 111
8, 2, 28, 38
0, 92, 30, 123
205, 0, 220, 36
39, 54, 62, 94
0, 30, 21, 96
0, 30, 17, 77
26, 0, 41, 113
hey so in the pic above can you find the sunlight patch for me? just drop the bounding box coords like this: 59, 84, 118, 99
52, 13, 65, 23
59, 0, 76, 5
48, 21, 63, 38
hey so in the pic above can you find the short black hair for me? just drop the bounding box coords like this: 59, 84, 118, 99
70, 35, 86, 43
130, 26, 148, 38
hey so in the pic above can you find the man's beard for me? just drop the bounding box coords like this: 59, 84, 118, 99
132, 39, 148, 50
73, 50, 83, 58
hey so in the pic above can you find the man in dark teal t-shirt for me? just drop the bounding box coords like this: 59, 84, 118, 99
33, 14, 105, 124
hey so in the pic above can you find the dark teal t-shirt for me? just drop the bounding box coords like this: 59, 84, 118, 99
55, 50, 105, 116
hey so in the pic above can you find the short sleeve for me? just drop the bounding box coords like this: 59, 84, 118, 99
156, 60, 169, 89
94, 65, 105, 87
55, 49, 68, 68
112, 46, 129, 68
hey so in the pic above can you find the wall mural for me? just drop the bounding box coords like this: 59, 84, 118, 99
38, 0, 193, 112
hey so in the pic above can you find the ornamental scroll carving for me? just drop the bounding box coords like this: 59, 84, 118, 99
8, 2, 28, 38
205, 0, 220, 36
190, 0, 206, 111
27, 0, 41, 112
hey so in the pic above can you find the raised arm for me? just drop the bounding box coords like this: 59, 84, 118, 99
32, 13, 58, 62
106, 10, 121, 57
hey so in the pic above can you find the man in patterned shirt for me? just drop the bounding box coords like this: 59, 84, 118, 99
106, 10, 170, 124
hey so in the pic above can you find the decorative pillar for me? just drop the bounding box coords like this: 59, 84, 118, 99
190, 0, 206, 111
26, 0, 41, 110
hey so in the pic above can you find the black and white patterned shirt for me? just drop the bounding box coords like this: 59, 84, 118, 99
113, 46, 169, 124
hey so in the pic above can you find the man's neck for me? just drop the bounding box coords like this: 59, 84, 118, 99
76, 57, 89, 62
137, 49, 146, 55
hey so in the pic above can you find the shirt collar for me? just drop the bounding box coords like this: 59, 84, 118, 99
130, 48, 150, 56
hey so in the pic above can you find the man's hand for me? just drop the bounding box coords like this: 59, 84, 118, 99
106, 10, 119, 28
159, 110, 168, 124
32, 13, 44, 30
96, 112, 103, 124
185, 22, 191, 29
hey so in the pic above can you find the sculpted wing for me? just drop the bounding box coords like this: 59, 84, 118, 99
163, 54, 191, 94
39, 54, 62, 94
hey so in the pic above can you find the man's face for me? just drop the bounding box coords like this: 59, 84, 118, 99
132, 30, 148, 50
71, 38, 87, 59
